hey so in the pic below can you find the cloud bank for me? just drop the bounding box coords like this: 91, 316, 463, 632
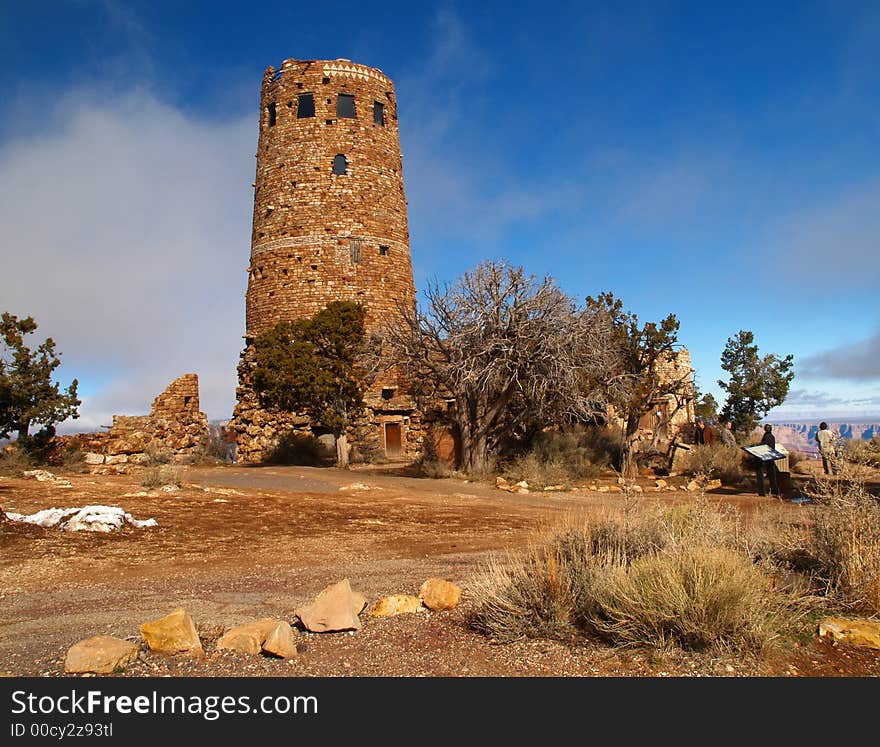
0, 88, 255, 430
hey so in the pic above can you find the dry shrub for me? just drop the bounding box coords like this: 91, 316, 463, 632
589, 545, 785, 651
469, 501, 797, 653
143, 442, 173, 465
843, 437, 880, 468
805, 472, 880, 614
141, 465, 183, 489
680, 445, 747, 485
0, 444, 35, 475
501, 429, 609, 489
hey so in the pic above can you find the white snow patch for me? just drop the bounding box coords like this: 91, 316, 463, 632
3, 505, 157, 532
338, 482, 381, 492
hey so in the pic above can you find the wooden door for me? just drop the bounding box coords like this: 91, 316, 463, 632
384, 423, 402, 456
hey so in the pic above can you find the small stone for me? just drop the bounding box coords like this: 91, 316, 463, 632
296, 579, 364, 633
419, 578, 461, 611
371, 594, 423, 617
262, 621, 299, 659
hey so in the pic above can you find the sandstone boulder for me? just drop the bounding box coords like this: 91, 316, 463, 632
370, 594, 423, 617
65, 636, 139, 674
419, 578, 461, 611
84, 452, 105, 465
296, 579, 365, 633
818, 618, 880, 650
140, 608, 203, 656
216, 618, 280, 654
262, 621, 299, 659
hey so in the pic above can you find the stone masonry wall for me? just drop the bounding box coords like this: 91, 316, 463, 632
246, 58, 415, 338
233, 58, 419, 463
75, 374, 210, 469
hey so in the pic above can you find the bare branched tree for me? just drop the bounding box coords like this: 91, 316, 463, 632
384, 260, 613, 474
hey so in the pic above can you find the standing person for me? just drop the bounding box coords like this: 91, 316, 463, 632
815, 421, 837, 475
694, 420, 708, 445
753, 424, 780, 496
719, 420, 736, 447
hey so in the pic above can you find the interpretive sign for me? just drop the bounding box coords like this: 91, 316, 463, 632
742, 444, 788, 461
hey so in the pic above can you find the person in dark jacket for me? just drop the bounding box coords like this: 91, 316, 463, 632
694, 420, 715, 446
754, 424, 779, 496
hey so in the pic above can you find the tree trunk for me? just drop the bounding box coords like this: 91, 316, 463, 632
336, 433, 350, 469
621, 413, 641, 478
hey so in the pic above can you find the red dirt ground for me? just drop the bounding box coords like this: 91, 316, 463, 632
1, 461, 878, 678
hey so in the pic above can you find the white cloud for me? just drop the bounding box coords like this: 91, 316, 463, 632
798, 330, 880, 381
0, 88, 255, 428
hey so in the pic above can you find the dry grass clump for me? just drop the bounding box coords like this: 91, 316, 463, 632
141, 465, 184, 489
0, 444, 35, 475
843, 437, 880, 468
500, 429, 614, 489
588, 545, 784, 651
469, 501, 796, 653
803, 472, 880, 614
679, 445, 748, 485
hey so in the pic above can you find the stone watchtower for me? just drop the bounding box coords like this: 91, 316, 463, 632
232, 58, 420, 463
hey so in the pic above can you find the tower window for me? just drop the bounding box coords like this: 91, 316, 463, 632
349, 238, 362, 264
373, 101, 385, 125
266, 102, 277, 127
336, 93, 356, 118
297, 93, 315, 118
381, 387, 396, 400
332, 154, 347, 175
379, 245, 389, 256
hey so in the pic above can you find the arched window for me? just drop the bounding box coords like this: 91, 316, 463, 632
332, 154, 347, 175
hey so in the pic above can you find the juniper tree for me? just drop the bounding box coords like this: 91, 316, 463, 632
583, 293, 692, 476
718, 330, 794, 438
0, 312, 80, 444
251, 301, 373, 468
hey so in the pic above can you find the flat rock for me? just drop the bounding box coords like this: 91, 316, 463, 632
65, 636, 139, 674
371, 594, 423, 617
296, 579, 364, 633
818, 618, 880, 650
140, 608, 204, 656
419, 578, 462, 611
262, 621, 299, 658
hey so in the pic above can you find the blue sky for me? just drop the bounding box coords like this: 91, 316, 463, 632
1, 0, 878, 430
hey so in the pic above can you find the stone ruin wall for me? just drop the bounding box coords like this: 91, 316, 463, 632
74, 374, 210, 471
626, 348, 696, 452
232, 58, 420, 463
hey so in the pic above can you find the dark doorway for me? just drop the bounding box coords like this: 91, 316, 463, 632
384, 423, 402, 456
